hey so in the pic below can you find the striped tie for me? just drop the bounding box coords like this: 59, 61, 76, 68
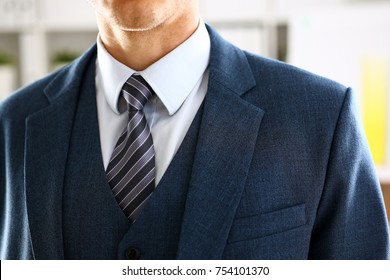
106, 74, 155, 223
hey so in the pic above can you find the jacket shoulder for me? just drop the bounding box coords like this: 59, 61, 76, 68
242, 51, 349, 117
244, 52, 347, 99
0, 44, 97, 122
0, 72, 57, 121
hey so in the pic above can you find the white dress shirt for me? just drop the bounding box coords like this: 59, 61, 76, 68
95, 20, 211, 185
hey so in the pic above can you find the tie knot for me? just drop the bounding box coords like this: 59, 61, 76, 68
121, 74, 154, 111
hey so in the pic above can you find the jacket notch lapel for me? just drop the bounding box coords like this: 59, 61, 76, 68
24, 46, 97, 259
25, 93, 77, 259
177, 80, 265, 259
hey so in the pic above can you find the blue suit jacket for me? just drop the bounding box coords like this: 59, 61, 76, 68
1, 26, 389, 259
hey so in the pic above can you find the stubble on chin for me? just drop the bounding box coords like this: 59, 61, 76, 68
113, 12, 175, 32
110, 1, 184, 33
91, 0, 192, 34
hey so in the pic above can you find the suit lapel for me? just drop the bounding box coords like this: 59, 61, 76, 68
24, 46, 97, 259
177, 26, 265, 259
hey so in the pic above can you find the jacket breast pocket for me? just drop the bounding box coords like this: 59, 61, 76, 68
227, 203, 307, 244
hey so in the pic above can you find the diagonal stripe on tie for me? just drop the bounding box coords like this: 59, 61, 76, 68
107, 120, 151, 180
111, 144, 155, 194
108, 113, 144, 163
106, 113, 145, 174
114, 153, 155, 202
118, 161, 156, 207
122, 171, 155, 219
106, 73, 156, 223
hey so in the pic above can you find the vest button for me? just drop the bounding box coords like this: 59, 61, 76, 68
125, 247, 141, 260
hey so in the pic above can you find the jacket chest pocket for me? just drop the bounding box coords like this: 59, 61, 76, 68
227, 203, 307, 244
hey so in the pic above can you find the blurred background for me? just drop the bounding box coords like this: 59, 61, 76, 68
0, 0, 389, 218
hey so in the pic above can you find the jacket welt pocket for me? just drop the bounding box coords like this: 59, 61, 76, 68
227, 203, 307, 244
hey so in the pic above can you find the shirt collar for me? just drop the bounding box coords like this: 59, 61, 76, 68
96, 18, 211, 116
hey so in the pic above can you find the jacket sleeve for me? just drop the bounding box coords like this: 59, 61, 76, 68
308, 88, 390, 259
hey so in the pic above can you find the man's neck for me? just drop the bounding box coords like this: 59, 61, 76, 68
97, 11, 199, 71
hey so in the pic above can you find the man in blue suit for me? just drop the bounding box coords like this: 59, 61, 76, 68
1, 0, 389, 259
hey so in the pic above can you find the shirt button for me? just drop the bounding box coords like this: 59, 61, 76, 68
125, 247, 141, 260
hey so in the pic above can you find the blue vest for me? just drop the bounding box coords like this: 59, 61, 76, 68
61, 62, 203, 259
